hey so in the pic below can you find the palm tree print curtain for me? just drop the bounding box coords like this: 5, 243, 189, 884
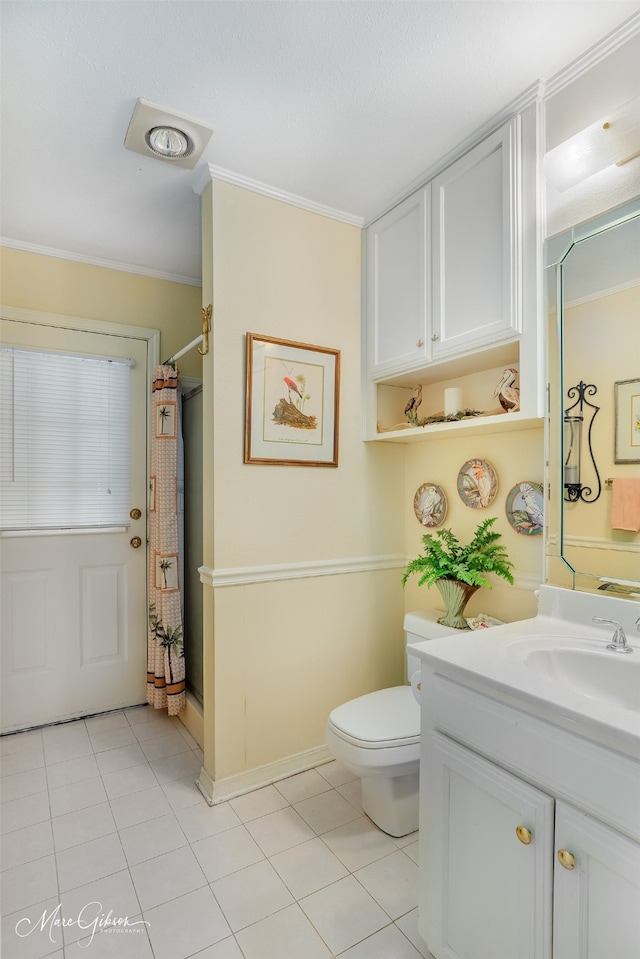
147, 365, 185, 715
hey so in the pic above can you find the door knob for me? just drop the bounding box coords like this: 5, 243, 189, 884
557, 849, 576, 870
516, 825, 532, 845
130, 508, 142, 520
130, 536, 142, 549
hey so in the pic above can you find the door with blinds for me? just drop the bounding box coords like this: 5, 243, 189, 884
0, 317, 150, 731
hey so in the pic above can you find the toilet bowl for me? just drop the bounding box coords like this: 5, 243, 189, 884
325, 610, 460, 837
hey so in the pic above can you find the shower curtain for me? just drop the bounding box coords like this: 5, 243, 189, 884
147, 364, 186, 715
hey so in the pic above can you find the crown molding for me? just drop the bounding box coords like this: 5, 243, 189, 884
543, 11, 640, 99
192, 163, 365, 227
0, 237, 201, 287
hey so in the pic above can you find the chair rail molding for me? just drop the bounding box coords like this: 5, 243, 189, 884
199, 553, 407, 588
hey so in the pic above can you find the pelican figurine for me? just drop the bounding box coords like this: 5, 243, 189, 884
494, 368, 520, 413
404, 384, 423, 420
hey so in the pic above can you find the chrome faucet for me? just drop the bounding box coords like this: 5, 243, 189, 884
592, 617, 633, 653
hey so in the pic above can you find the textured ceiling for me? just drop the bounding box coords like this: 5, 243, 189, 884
1, 1, 639, 282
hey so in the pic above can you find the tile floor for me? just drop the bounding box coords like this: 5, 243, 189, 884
1, 706, 432, 959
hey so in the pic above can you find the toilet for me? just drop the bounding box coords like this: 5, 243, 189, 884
325, 610, 460, 837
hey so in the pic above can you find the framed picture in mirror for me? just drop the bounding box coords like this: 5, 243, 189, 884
614, 378, 640, 464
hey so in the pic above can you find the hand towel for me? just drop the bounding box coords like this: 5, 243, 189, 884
611, 478, 640, 532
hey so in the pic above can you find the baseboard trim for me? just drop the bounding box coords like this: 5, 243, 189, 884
196, 745, 334, 806
177, 692, 204, 750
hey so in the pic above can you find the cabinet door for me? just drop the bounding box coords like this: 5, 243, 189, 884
431, 117, 521, 359
423, 733, 553, 959
366, 187, 429, 378
553, 802, 640, 959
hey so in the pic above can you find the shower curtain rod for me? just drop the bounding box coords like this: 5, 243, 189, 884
163, 305, 212, 365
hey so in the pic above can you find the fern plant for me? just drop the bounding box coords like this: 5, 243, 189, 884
402, 516, 514, 591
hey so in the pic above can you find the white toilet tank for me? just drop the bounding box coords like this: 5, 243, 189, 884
404, 610, 462, 679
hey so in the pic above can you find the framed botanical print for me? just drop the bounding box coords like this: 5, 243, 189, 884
614, 378, 640, 463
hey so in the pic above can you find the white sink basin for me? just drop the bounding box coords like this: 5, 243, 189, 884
503, 637, 640, 712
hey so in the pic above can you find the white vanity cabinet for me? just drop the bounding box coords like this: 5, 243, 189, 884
427, 732, 553, 959
419, 675, 640, 959
431, 118, 521, 359
553, 802, 640, 959
365, 187, 429, 379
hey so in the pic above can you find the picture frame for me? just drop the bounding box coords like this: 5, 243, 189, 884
614, 378, 640, 464
244, 333, 340, 467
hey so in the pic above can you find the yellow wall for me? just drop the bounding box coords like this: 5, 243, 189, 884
0, 247, 203, 377
203, 181, 406, 780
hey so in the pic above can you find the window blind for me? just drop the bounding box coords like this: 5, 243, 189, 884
0, 346, 131, 531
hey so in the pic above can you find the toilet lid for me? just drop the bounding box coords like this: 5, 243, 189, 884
327, 686, 420, 748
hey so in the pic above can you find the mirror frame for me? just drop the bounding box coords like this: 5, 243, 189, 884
544, 196, 640, 598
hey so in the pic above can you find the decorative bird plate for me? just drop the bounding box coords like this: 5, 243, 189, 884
457, 459, 498, 509
505, 481, 544, 536
413, 483, 448, 527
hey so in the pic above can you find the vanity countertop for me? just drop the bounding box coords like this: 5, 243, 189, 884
409, 585, 640, 760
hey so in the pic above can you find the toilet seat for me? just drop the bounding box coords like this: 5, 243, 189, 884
327, 685, 419, 749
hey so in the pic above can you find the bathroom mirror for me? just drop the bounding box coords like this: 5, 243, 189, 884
545, 198, 640, 598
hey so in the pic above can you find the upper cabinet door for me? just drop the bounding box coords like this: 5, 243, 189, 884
431, 117, 521, 359
366, 187, 429, 379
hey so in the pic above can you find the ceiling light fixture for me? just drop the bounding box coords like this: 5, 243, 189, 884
544, 95, 640, 193
124, 98, 214, 170
145, 126, 193, 160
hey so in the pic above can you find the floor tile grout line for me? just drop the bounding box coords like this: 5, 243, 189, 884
3, 723, 423, 959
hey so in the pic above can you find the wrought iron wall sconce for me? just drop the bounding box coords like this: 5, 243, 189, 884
564, 381, 602, 503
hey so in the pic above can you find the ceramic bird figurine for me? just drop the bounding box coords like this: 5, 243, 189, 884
494, 368, 520, 413
405, 384, 423, 421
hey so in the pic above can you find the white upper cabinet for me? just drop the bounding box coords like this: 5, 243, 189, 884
365, 117, 522, 382
431, 117, 521, 359
366, 187, 429, 379
362, 102, 542, 439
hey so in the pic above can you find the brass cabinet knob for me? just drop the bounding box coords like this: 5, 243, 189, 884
516, 825, 532, 845
130, 536, 142, 549
557, 849, 576, 870
431, 333, 439, 341
130, 508, 142, 520
416, 339, 424, 348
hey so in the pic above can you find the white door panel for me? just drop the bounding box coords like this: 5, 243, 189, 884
1, 319, 149, 731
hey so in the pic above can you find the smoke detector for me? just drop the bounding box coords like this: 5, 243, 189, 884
124, 98, 214, 170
